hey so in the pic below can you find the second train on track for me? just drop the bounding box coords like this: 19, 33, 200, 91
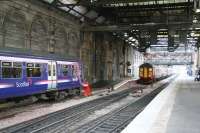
138, 63, 172, 84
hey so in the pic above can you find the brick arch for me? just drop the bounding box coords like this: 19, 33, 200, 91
0, 10, 5, 47
68, 30, 79, 56
3, 9, 26, 48
68, 30, 79, 48
30, 15, 48, 52
54, 23, 68, 55
68, 31, 78, 42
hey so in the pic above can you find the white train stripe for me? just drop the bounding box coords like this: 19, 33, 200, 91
34, 81, 50, 85
0, 56, 79, 64
34, 79, 71, 85
57, 79, 71, 83
0, 56, 50, 63
0, 84, 14, 89
57, 61, 78, 65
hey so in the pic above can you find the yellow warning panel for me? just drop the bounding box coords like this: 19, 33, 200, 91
144, 67, 147, 78
139, 68, 143, 77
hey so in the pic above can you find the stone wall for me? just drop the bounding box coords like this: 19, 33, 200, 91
81, 32, 126, 83
0, 0, 80, 58
0, 0, 143, 83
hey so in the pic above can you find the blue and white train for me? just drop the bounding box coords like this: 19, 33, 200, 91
0, 52, 83, 100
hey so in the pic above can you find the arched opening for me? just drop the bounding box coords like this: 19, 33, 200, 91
4, 11, 25, 48
30, 16, 48, 52
54, 25, 67, 55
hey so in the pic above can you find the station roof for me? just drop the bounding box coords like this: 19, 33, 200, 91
41, 0, 194, 25
40, 0, 199, 52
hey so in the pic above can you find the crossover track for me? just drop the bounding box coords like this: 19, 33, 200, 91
71, 78, 175, 133
0, 87, 135, 133
0, 77, 174, 133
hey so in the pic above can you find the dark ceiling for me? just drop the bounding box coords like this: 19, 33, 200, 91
41, 0, 199, 52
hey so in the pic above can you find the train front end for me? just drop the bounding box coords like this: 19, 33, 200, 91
138, 63, 154, 84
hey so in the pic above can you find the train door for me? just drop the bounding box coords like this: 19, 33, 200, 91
48, 61, 57, 90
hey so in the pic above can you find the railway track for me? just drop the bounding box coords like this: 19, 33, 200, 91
0, 76, 174, 133
70, 78, 174, 133
0, 86, 137, 133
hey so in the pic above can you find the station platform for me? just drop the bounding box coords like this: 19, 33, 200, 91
122, 74, 200, 133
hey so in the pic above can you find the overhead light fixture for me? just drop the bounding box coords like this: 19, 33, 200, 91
128, 37, 133, 40
131, 29, 139, 32
193, 17, 198, 23
90, 0, 98, 3
132, 38, 136, 41
190, 32, 195, 36
196, 9, 200, 13
131, 43, 135, 46
124, 32, 128, 37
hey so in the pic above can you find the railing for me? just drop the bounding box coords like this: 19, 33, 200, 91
146, 59, 194, 65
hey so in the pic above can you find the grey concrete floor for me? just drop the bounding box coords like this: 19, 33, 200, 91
122, 75, 200, 133
166, 78, 200, 133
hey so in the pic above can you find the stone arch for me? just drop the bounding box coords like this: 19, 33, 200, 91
30, 15, 48, 52
68, 30, 79, 57
0, 10, 5, 47
3, 9, 26, 48
54, 22, 68, 55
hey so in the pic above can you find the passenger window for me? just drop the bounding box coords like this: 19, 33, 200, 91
72, 65, 77, 77
35, 64, 41, 68
53, 65, 56, 76
2, 62, 22, 78
62, 65, 69, 77
48, 64, 51, 76
27, 63, 41, 77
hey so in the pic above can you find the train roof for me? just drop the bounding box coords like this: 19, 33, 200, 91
0, 51, 81, 63
140, 63, 153, 68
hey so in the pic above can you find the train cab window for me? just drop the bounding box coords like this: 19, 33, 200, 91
139, 68, 143, 77
27, 63, 41, 77
149, 68, 153, 77
62, 65, 69, 77
2, 62, 22, 78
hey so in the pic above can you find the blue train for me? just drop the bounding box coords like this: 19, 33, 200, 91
0, 52, 83, 101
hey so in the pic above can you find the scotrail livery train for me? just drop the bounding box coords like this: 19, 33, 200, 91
138, 63, 172, 84
0, 52, 83, 100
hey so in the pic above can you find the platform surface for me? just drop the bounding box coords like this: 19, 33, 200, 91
122, 74, 200, 133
